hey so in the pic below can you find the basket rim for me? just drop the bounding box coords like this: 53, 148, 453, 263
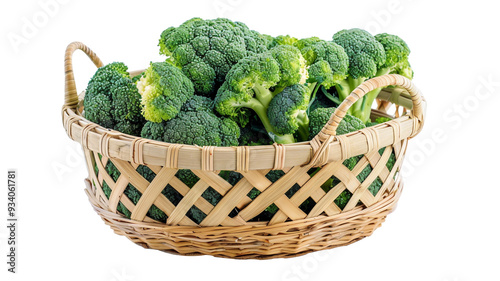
62, 86, 422, 171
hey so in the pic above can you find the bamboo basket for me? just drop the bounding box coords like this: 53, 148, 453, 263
62, 42, 426, 259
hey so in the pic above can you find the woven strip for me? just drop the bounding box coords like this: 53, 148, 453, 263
387, 119, 402, 143
201, 146, 216, 171
335, 135, 350, 160
307, 135, 335, 167
130, 138, 150, 165
360, 127, 380, 153
99, 130, 120, 158
236, 146, 250, 172
272, 143, 286, 170
81, 123, 98, 149
165, 144, 183, 169
63, 115, 80, 139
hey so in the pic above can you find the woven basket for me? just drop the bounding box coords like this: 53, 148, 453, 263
62, 42, 426, 259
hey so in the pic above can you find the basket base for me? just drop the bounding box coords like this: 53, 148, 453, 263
83, 177, 402, 259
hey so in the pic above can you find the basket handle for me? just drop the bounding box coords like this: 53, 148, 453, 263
64, 42, 104, 110
308, 74, 425, 166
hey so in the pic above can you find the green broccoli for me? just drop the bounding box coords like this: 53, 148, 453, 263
214, 45, 307, 144
270, 35, 298, 47
308, 107, 366, 140
138, 62, 194, 123
83, 62, 145, 136
141, 111, 240, 147
180, 95, 214, 113
332, 29, 412, 123
374, 33, 412, 78
294, 38, 349, 90
267, 84, 311, 141
293, 38, 349, 115
158, 17, 270, 96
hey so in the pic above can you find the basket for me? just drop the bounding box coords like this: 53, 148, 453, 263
62, 42, 426, 259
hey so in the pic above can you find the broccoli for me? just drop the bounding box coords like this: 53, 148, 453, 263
294, 38, 349, 90
138, 62, 194, 123
83, 62, 145, 136
140, 121, 168, 141
180, 95, 214, 113
141, 111, 240, 147
332, 29, 412, 123
270, 35, 298, 47
158, 17, 270, 96
293, 38, 349, 115
374, 33, 412, 78
308, 107, 366, 140
214, 45, 307, 144
267, 84, 311, 141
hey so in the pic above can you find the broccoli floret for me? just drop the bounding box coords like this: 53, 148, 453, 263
294, 38, 349, 89
293, 38, 349, 116
374, 33, 412, 78
180, 95, 214, 113
140, 121, 168, 141
332, 29, 386, 122
267, 84, 311, 141
270, 35, 298, 47
141, 111, 240, 147
308, 107, 366, 140
158, 17, 270, 96
332, 29, 413, 123
138, 62, 194, 123
214, 45, 307, 144
83, 62, 145, 136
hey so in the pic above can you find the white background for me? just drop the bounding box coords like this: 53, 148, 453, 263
1, 0, 499, 280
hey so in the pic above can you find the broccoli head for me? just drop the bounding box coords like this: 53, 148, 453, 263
294, 38, 349, 89
267, 84, 311, 141
332, 28, 389, 123
332, 28, 386, 82
374, 33, 412, 78
180, 95, 214, 113
270, 35, 298, 47
308, 107, 366, 140
141, 111, 240, 147
83, 62, 145, 136
214, 45, 307, 144
138, 62, 194, 123
158, 17, 270, 96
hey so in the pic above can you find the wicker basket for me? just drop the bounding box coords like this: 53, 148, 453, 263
62, 42, 426, 259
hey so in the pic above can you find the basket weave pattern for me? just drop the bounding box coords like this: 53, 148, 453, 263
62, 42, 425, 259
